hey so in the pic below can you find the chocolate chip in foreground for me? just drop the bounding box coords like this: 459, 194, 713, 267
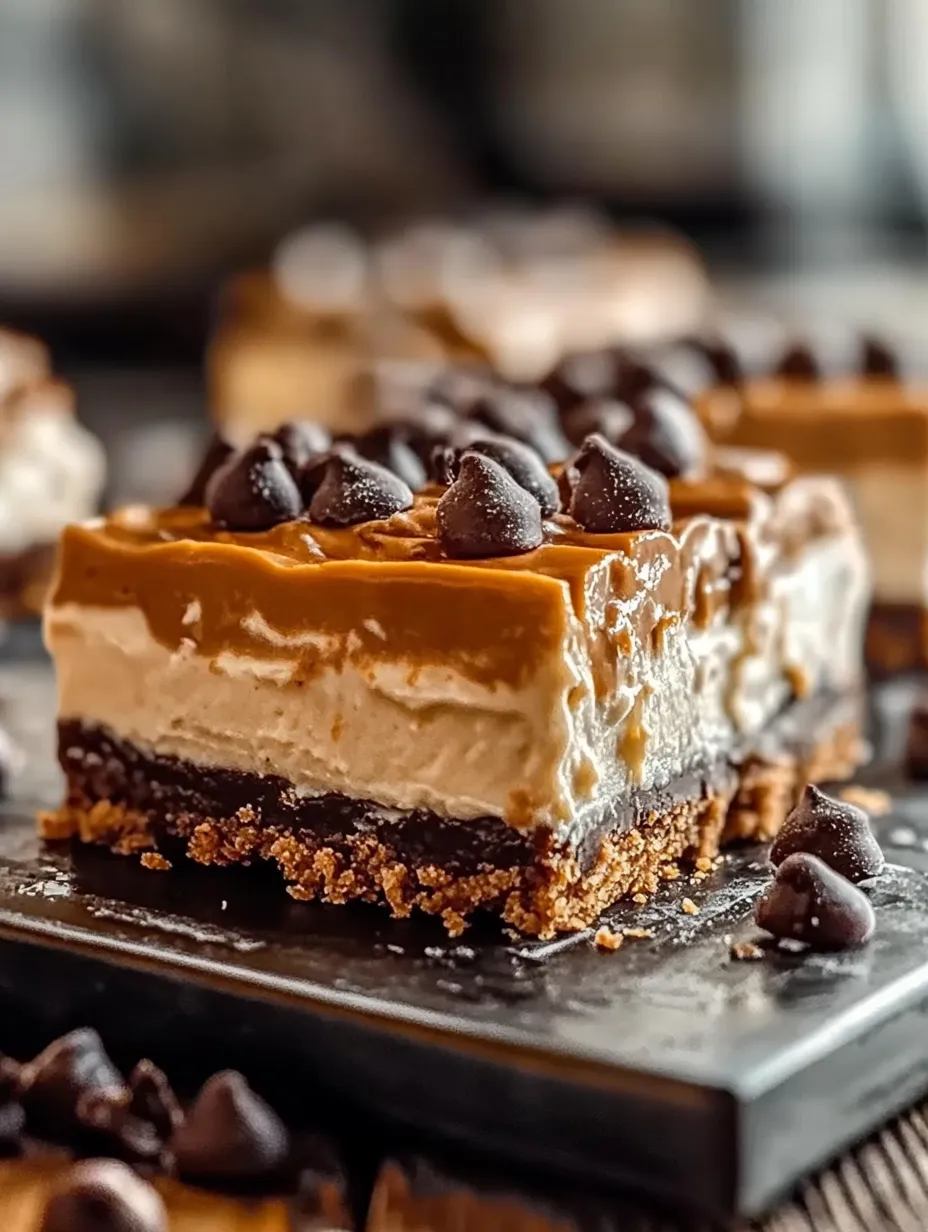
755, 853, 875, 951
268, 421, 331, 473
467, 387, 569, 464
206, 440, 303, 531
566, 434, 672, 534
448, 436, 559, 516
616, 385, 708, 479
39, 1159, 167, 1232
353, 425, 428, 492
0, 1056, 24, 1155
167, 1070, 289, 1181
127, 1061, 183, 1141
776, 341, 820, 380
905, 691, 928, 780
860, 334, 898, 379
18, 1028, 128, 1138
176, 433, 234, 506
770, 784, 884, 882
76, 1090, 163, 1163
437, 453, 544, 559
308, 451, 413, 526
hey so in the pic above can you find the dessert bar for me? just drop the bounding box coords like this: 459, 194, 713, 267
0, 327, 104, 617
42, 386, 868, 937
695, 333, 928, 672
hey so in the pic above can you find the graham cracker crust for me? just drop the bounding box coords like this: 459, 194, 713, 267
41, 702, 864, 938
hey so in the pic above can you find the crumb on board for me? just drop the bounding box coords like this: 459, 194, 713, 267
681, 898, 699, 915
660, 863, 681, 881
695, 856, 713, 872
622, 927, 654, 939
839, 785, 892, 815
594, 927, 624, 952
140, 852, 172, 871
632, 892, 648, 905
730, 940, 764, 961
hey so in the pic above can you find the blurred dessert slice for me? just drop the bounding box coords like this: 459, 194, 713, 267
0, 328, 104, 616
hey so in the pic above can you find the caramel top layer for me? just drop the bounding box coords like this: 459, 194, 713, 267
699, 377, 928, 467
50, 460, 852, 692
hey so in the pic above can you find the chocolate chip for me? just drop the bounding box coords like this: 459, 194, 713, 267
18, 1029, 128, 1139
566, 434, 672, 534
860, 335, 898, 379
616, 386, 708, 479
176, 433, 234, 506
541, 350, 616, 410
308, 451, 413, 526
690, 337, 743, 386
770, 784, 884, 882
755, 853, 876, 951
906, 692, 928, 780
167, 1070, 289, 1182
127, 1061, 183, 1141
268, 421, 331, 473
561, 398, 634, 447
437, 454, 544, 559
776, 342, 820, 380
467, 387, 569, 464
353, 425, 428, 491
427, 366, 495, 412
611, 354, 664, 405
76, 1090, 163, 1162
446, 437, 559, 516
0, 1098, 23, 1155
206, 440, 303, 531
39, 1160, 167, 1232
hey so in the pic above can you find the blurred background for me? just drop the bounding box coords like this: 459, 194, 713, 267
3, 0, 928, 493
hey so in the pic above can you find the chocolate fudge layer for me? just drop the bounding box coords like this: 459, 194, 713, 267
0, 329, 104, 615
42, 417, 868, 936
697, 337, 928, 672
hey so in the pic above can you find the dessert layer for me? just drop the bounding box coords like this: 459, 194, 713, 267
46, 484, 867, 833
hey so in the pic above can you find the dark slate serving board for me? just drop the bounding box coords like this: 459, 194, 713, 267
0, 622, 927, 1221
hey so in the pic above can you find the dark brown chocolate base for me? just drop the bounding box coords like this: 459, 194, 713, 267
867, 603, 928, 676
42, 690, 864, 937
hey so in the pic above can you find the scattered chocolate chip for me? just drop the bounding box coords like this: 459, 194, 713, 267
308, 451, 413, 526
127, 1061, 183, 1141
776, 342, 820, 380
467, 387, 569, 464
690, 337, 743, 386
611, 353, 665, 404
770, 784, 884, 882
860, 334, 898, 379
905, 692, 928, 780
561, 398, 634, 447
267, 421, 331, 473
541, 350, 616, 410
167, 1070, 289, 1182
616, 386, 708, 479
176, 433, 234, 506
76, 1090, 163, 1162
18, 1029, 128, 1139
427, 366, 495, 412
445, 437, 560, 516
353, 425, 428, 491
39, 1160, 167, 1232
437, 454, 544, 559
206, 440, 303, 531
566, 434, 672, 534
755, 853, 876, 951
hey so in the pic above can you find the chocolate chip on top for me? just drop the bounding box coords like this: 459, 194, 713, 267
444, 435, 560, 516
167, 1070, 290, 1181
437, 453, 544, 558
616, 386, 708, 479
541, 349, 616, 410
308, 450, 413, 526
755, 852, 875, 951
177, 432, 235, 506
770, 784, 884, 883
39, 1159, 167, 1232
776, 341, 820, 380
566, 433, 672, 534
860, 334, 898, 379
353, 424, 428, 492
561, 397, 634, 448
17, 1028, 128, 1138
206, 440, 303, 531
466, 387, 569, 464
268, 420, 331, 473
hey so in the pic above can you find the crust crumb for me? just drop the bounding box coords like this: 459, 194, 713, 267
681, 898, 700, 915
660, 863, 681, 881
140, 852, 172, 871
632, 892, 649, 906
622, 927, 654, 939
730, 940, 764, 961
594, 927, 624, 952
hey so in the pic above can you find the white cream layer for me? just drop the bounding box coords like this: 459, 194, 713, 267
46, 526, 868, 832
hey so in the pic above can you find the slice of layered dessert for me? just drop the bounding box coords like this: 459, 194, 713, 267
0, 327, 105, 616
43, 394, 869, 936
695, 332, 928, 673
